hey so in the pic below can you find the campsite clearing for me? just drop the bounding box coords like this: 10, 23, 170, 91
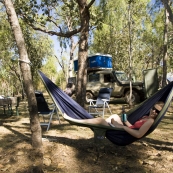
0, 98, 173, 173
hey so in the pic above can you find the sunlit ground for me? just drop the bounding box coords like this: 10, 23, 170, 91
0, 97, 173, 173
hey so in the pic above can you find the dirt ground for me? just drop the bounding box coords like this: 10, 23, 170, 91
0, 98, 173, 173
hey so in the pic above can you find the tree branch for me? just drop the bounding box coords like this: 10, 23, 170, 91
88, 0, 95, 8
55, 55, 66, 76
28, 22, 81, 38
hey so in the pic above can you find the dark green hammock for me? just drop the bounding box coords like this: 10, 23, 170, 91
38, 70, 173, 146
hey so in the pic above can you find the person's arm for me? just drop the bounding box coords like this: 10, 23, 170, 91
124, 120, 132, 127
123, 119, 154, 138
124, 115, 148, 127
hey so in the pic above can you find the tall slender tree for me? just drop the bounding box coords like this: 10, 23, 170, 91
161, 0, 173, 25
127, 0, 133, 106
15, 0, 95, 107
162, 0, 170, 86
2, 0, 43, 172
76, 0, 95, 106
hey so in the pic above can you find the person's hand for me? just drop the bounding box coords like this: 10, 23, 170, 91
111, 118, 123, 128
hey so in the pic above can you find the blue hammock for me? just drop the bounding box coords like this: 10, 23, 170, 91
38, 70, 173, 146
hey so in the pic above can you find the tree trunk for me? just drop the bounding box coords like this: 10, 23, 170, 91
161, 0, 173, 25
76, 0, 90, 107
128, 2, 133, 106
69, 37, 75, 78
162, 2, 169, 87
3, 0, 43, 172
69, 36, 78, 79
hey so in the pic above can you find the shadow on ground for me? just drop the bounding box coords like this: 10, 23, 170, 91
0, 98, 173, 173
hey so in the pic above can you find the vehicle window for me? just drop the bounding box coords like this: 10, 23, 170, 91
104, 74, 112, 83
116, 73, 129, 81
88, 73, 100, 82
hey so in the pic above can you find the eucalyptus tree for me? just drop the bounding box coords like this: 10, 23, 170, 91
162, 0, 170, 87
14, 0, 96, 107
40, 56, 58, 80
0, 6, 13, 59
161, 0, 173, 25
14, 0, 82, 82
16, 23, 55, 93
21, 24, 54, 80
127, 0, 133, 106
0, 4, 54, 95
0, 8, 14, 94
2, 1, 43, 172
91, 0, 153, 80
148, 0, 173, 86
0, 8, 27, 96
160, 0, 173, 86
90, 0, 128, 69
91, 0, 173, 87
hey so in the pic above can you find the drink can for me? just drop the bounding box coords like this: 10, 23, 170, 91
122, 113, 127, 122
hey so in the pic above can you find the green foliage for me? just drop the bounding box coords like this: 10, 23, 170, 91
90, 0, 172, 80
41, 56, 57, 75
0, 5, 55, 95
15, 0, 80, 34
2, 0, 172, 85
20, 21, 54, 78
35, 56, 58, 90
55, 70, 66, 89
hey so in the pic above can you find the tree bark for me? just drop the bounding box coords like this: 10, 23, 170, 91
162, 1, 169, 87
76, 0, 94, 107
3, 0, 43, 172
128, 1, 133, 106
66, 16, 79, 79
161, 0, 173, 25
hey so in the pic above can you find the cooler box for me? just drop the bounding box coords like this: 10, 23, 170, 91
74, 54, 112, 71
88, 54, 112, 69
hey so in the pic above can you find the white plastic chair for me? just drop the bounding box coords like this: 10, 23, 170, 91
88, 88, 113, 118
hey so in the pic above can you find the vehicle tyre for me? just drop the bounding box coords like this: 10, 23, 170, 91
86, 92, 94, 102
125, 90, 140, 105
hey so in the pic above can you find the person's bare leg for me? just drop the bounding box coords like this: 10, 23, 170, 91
63, 113, 109, 126
83, 117, 109, 126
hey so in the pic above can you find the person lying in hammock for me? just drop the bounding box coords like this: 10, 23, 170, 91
64, 101, 164, 139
